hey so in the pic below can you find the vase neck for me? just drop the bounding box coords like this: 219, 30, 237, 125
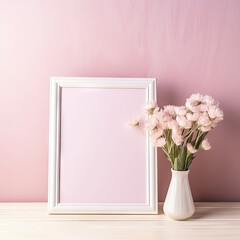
171, 169, 190, 177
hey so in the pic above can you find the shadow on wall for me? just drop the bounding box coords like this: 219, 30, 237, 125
190, 105, 240, 202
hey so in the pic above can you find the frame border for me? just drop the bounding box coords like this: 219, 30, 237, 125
48, 77, 157, 214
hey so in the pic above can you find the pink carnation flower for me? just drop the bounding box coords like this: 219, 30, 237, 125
172, 125, 182, 136
151, 128, 164, 140
174, 106, 187, 116
155, 137, 166, 147
198, 103, 208, 112
153, 107, 160, 113
128, 117, 140, 126
146, 117, 158, 131
145, 101, 157, 110
187, 143, 197, 154
201, 139, 211, 150
154, 110, 172, 122
172, 133, 183, 145
208, 105, 224, 121
144, 101, 158, 115
197, 113, 211, 127
211, 119, 219, 128
203, 95, 219, 106
163, 105, 176, 117
186, 93, 204, 112
200, 126, 211, 132
167, 119, 179, 129
176, 115, 192, 129
188, 93, 204, 103
186, 112, 199, 122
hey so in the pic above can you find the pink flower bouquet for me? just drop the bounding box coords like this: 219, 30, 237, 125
129, 94, 223, 171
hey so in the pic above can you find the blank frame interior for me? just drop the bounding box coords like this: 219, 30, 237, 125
48, 77, 157, 214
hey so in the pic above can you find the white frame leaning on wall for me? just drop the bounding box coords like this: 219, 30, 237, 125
48, 77, 158, 214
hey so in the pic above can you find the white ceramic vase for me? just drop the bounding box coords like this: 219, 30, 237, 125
163, 169, 195, 220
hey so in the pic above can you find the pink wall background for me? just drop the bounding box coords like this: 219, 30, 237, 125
0, 0, 239, 202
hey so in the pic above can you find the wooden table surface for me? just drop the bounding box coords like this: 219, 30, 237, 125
0, 202, 239, 240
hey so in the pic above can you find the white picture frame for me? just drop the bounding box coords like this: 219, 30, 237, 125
48, 77, 157, 214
